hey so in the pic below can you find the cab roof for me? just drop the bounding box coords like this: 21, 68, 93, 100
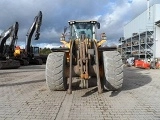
68, 20, 99, 24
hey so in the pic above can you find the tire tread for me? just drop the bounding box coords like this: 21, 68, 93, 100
103, 51, 123, 90
45, 52, 67, 91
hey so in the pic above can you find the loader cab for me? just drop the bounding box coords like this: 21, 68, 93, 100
68, 21, 100, 40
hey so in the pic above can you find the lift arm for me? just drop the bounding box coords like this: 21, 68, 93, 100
0, 22, 19, 57
25, 11, 42, 55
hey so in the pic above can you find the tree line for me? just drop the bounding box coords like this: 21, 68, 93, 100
40, 48, 52, 55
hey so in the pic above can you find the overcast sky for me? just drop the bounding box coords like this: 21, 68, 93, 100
0, 0, 160, 48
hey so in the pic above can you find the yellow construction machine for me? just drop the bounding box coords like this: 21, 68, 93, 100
45, 20, 123, 94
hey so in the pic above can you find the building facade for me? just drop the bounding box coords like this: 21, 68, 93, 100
119, 4, 160, 59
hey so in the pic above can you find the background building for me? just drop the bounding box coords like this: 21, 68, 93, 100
119, 4, 160, 60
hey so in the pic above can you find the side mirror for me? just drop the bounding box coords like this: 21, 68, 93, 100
60, 34, 65, 41
97, 23, 100, 29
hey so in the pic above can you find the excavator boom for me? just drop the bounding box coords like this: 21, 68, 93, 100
0, 22, 20, 69
25, 11, 42, 55
20, 11, 44, 65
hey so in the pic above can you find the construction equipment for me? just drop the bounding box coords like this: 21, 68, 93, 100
21, 11, 43, 65
125, 57, 160, 69
134, 59, 150, 69
148, 58, 160, 69
0, 22, 20, 69
13, 45, 29, 66
45, 20, 123, 94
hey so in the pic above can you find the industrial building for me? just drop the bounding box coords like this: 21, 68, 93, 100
119, 4, 160, 60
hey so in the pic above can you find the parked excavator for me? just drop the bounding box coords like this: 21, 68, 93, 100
0, 22, 20, 69
45, 20, 123, 94
18, 11, 43, 65
4, 23, 29, 66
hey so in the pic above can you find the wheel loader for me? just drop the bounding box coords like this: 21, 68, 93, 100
45, 20, 123, 94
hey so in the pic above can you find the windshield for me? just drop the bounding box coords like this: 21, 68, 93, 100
72, 22, 93, 39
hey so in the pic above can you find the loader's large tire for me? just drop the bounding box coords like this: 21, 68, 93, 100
45, 52, 67, 91
103, 51, 123, 91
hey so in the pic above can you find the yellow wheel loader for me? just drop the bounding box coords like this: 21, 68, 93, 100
45, 21, 123, 94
